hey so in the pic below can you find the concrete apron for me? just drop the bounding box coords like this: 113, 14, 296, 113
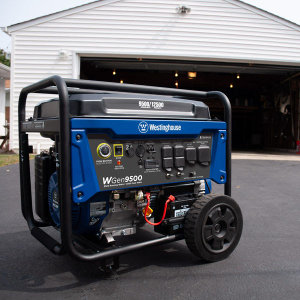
233, 152, 300, 161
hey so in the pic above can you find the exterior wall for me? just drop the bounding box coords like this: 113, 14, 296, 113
9, 0, 300, 149
5, 80, 10, 108
5, 107, 9, 123
5, 90, 10, 107
0, 79, 5, 136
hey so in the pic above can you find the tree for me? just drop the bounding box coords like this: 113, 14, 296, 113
0, 49, 10, 67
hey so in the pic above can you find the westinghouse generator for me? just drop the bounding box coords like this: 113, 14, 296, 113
19, 76, 243, 268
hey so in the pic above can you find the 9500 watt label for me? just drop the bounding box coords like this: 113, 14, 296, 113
102, 175, 143, 188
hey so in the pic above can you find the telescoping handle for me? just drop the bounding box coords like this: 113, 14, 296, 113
18, 75, 232, 261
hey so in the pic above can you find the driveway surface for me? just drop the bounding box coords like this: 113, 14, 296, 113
0, 158, 300, 299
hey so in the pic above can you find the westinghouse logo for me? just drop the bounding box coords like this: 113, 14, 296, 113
138, 121, 149, 133
138, 121, 181, 133
139, 101, 164, 110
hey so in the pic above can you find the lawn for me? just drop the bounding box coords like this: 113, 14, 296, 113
0, 154, 35, 167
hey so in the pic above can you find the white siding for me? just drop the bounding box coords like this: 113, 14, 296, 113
9, 0, 300, 149
0, 80, 5, 136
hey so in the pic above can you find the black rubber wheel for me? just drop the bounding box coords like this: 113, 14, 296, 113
184, 193, 243, 262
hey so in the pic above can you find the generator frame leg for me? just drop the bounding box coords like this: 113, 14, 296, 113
100, 256, 120, 271
18, 75, 232, 261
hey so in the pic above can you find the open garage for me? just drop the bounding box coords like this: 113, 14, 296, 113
81, 57, 300, 149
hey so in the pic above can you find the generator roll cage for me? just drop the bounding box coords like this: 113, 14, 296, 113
18, 75, 232, 262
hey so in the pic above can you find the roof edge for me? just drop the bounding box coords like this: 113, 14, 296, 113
0, 63, 10, 72
5, 0, 300, 34
6, 0, 121, 33
0, 63, 10, 79
225, 0, 300, 32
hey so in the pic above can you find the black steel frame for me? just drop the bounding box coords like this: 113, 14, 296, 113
18, 75, 232, 261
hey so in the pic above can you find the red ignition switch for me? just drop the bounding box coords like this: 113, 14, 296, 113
117, 160, 122, 165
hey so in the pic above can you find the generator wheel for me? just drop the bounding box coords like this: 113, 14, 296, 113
184, 193, 243, 262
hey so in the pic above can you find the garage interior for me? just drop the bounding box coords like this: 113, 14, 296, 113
80, 57, 300, 150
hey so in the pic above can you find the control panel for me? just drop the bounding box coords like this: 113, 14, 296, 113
88, 133, 213, 191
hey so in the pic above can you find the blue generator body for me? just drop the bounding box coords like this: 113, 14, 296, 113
19, 76, 242, 265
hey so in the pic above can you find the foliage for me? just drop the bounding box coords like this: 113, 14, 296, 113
0, 49, 10, 67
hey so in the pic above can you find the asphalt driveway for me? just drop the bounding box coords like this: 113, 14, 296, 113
0, 158, 299, 299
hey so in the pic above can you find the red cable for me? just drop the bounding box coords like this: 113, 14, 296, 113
144, 192, 175, 226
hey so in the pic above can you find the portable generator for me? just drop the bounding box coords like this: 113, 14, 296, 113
19, 76, 243, 267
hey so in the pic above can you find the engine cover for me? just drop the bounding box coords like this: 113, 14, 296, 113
48, 172, 81, 228
47, 171, 110, 235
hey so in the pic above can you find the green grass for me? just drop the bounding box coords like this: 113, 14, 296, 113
0, 154, 35, 167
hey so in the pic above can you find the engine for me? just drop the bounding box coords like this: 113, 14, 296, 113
35, 147, 210, 241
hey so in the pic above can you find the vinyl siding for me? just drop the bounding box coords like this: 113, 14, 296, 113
9, 0, 300, 149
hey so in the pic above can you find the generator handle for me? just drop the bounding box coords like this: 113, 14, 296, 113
207, 91, 232, 196
19, 75, 70, 254
18, 75, 231, 261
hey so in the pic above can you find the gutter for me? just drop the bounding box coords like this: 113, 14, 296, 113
0, 27, 10, 36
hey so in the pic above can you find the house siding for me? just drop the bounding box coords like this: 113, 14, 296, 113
9, 0, 300, 149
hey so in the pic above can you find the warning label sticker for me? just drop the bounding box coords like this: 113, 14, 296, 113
174, 208, 190, 217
